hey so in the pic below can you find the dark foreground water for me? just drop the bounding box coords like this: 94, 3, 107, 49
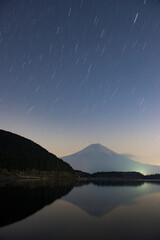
0, 180, 160, 240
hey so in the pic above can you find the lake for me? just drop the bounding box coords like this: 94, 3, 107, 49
0, 180, 160, 240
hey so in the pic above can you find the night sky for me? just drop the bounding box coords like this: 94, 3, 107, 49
0, 0, 160, 164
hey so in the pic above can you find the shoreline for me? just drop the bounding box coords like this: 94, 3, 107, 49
1, 174, 160, 183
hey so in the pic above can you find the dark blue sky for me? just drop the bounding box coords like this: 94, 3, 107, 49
0, 0, 160, 163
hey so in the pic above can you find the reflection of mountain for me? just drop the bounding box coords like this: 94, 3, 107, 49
1, 185, 160, 240
0, 181, 73, 228
63, 182, 160, 217
62, 144, 160, 174
1, 180, 160, 229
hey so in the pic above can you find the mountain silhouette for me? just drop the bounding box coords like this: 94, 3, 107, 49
0, 129, 73, 173
62, 143, 160, 174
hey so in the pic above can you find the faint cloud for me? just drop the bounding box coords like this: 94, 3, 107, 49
121, 153, 137, 160
156, 135, 160, 145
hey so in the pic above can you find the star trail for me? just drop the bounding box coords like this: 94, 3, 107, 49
0, 0, 160, 164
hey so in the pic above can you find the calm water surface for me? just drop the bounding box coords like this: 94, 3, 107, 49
0, 180, 160, 240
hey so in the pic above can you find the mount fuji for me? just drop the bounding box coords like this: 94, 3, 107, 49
62, 144, 160, 174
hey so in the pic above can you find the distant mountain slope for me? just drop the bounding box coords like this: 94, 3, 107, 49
62, 143, 160, 174
0, 129, 73, 172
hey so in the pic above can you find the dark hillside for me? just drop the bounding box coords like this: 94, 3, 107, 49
0, 130, 73, 172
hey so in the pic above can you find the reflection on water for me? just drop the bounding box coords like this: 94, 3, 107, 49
63, 181, 146, 216
0, 180, 73, 228
1, 181, 160, 240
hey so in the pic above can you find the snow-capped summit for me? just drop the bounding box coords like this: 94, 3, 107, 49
76, 143, 115, 156
62, 144, 160, 174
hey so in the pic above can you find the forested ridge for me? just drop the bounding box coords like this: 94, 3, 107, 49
0, 130, 73, 172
